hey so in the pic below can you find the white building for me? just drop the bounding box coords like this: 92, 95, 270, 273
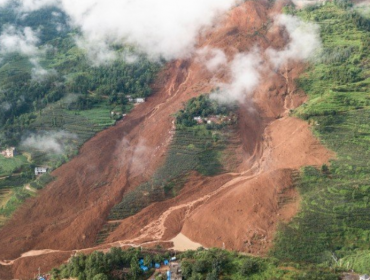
360, 275, 370, 280
35, 167, 48, 176
1, 147, 16, 158
134, 98, 145, 103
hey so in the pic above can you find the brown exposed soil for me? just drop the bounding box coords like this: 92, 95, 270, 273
0, 1, 334, 279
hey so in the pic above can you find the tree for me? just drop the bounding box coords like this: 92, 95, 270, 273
130, 256, 141, 280
92, 273, 108, 280
321, 164, 329, 174
239, 258, 259, 276
144, 254, 152, 267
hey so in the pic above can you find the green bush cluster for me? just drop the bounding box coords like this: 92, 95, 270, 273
50, 248, 170, 280
176, 94, 236, 128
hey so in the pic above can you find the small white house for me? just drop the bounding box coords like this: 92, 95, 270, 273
360, 275, 370, 280
193, 116, 203, 124
134, 98, 145, 103
35, 167, 48, 176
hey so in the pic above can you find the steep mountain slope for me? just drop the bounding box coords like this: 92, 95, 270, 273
0, 1, 333, 278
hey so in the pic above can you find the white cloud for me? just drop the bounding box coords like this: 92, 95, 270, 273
18, 0, 60, 12
266, 14, 321, 68
117, 137, 150, 174
0, 25, 40, 56
0, 0, 10, 7
21, 131, 77, 154
58, 0, 241, 61
210, 14, 321, 105
0, 25, 57, 81
75, 37, 118, 66
4, 0, 241, 62
211, 49, 262, 104
30, 57, 57, 81
196, 47, 228, 72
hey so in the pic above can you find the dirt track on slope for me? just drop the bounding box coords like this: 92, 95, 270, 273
0, 1, 334, 279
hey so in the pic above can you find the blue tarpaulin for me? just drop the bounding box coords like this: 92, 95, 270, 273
164, 260, 169, 265
140, 265, 148, 272
155, 263, 161, 269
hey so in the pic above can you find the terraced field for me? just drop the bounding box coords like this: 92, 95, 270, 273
0, 56, 33, 86
31, 99, 115, 144
272, 3, 370, 271
27, 98, 116, 166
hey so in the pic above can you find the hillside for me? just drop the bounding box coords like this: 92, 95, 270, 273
0, 0, 370, 279
0, 4, 159, 226
0, 0, 330, 278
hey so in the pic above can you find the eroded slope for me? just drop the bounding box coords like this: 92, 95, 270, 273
0, 1, 333, 278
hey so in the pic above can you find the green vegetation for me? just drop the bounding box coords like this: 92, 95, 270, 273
0, 37, 159, 147
0, 186, 34, 221
0, 4, 160, 225
0, 154, 29, 176
24, 98, 118, 168
50, 247, 171, 280
48, 247, 339, 280
272, 1, 370, 273
30, 173, 55, 190
0, 3, 159, 149
107, 95, 239, 225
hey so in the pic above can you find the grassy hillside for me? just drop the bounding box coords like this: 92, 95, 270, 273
0, 5, 160, 225
272, 1, 370, 272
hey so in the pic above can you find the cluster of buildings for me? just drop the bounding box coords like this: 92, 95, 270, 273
110, 96, 146, 118
111, 111, 127, 118
193, 114, 235, 125
144, 257, 182, 280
